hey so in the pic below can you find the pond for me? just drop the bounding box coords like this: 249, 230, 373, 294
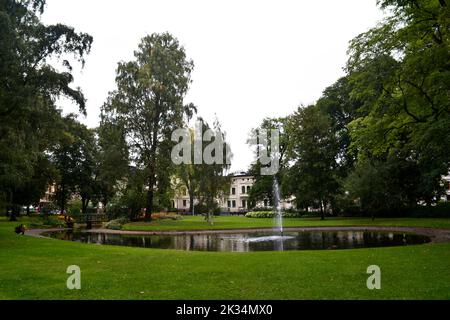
41, 230, 431, 252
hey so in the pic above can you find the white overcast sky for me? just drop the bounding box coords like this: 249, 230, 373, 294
42, 0, 386, 172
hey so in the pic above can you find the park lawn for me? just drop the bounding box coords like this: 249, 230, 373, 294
1, 217, 450, 300
123, 216, 450, 231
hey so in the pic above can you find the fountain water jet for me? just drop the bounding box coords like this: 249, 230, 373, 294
221, 177, 292, 250
272, 177, 283, 235
272, 177, 286, 251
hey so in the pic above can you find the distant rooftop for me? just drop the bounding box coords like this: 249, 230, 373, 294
230, 171, 252, 177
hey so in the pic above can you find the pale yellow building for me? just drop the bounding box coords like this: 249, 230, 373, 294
173, 172, 294, 214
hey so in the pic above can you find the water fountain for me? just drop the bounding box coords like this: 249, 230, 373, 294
272, 177, 285, 251
272, 177, 283, 235
240, 177, 292, 250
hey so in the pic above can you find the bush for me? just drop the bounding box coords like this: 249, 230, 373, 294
408, 202, 450, 218
28, 216, 66, 229
105, 218, 129, 230
245, 211, 307, 218
192, 204, 221, 215
245, 211, 274, 218
67, 200, 82, 216
151, 213, 183, 221
250, 207, 273, 212
337, 201, 450, 218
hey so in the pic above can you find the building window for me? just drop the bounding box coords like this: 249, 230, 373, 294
242, 186, 246, 194
242, 200, 246, 208
247, 186, 251, 193
232, 200, 236, 208
231, 188, 236, 195
227, 201, 231, 208
183, 200, 187, 207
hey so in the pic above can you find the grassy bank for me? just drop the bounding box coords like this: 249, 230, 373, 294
1, 217, 450, 299
122, 216, 450, 231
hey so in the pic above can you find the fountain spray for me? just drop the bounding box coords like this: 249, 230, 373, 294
272, 177, 284, 251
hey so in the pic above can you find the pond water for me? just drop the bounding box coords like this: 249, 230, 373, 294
41, 230, 431, 252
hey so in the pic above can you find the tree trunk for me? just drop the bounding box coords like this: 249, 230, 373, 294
60, 184, 66, 216
103, 199, 108, 215
145, 94, 161, 221
9, 205, 18, 222
189, 191, 194, 215
26, 205, 30, 216
206, 210, 213, 225
425, 198, 433, 216
145, 176, 155, 221
320, 199, 325, 221
81, 197, 89, 214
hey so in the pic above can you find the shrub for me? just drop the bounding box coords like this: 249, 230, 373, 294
245, 211, 307, 218
151, 212, 183, 221
191, 204, 221, 215
408, 202, 450, 218
105, 218, 129, 230
28, 216, 66, 229
250, 207, 273, 212
245, 211, 274, 218
67, 200, 82, 216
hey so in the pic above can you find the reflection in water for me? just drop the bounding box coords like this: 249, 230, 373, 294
42, 230, 431, 252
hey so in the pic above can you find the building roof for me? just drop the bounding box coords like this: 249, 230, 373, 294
229, 171, 253, 178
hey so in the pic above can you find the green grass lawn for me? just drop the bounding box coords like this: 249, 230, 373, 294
1, 216, 450, 300
123, 215, 450, 231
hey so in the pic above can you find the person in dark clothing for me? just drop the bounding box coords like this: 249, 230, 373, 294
15, 224, 26, 235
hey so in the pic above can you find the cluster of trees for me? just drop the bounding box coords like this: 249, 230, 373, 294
100, 33, 231, 221
0, 1, 230, 222
2, 0, 447, 222
173, 119, 231, 223
249, 0, 450, 218
0, 0, 93, 220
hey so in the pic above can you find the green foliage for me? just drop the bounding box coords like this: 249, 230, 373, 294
273, 0, 450, 219
105, 218, 129, 230
28, 216, 65, 229
409, 202, 450, 218
284, 105, 340, 218
106, 166, 147, 221
67, 200, 82, 216
245, 211, 306, 219
50, 116, 97, 214
192, 203, 221, 216
316, 76, 363, 175
0, 0, 92, 215
94, 119, 129, 209
247, 117, 288, 207
193, 119, 231, 222
101, 32, 196, 219
343, 0, 450, 215
151, 213, 183, 221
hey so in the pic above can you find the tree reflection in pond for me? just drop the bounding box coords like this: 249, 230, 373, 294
42, 230, 431, 252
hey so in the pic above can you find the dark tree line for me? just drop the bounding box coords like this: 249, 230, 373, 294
0, 0, 92, 220
249, 0, 450, 218
0, 1, 228, 222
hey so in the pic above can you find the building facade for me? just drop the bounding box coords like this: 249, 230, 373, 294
173, 172, 294, 214
443, 174, 450, 202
